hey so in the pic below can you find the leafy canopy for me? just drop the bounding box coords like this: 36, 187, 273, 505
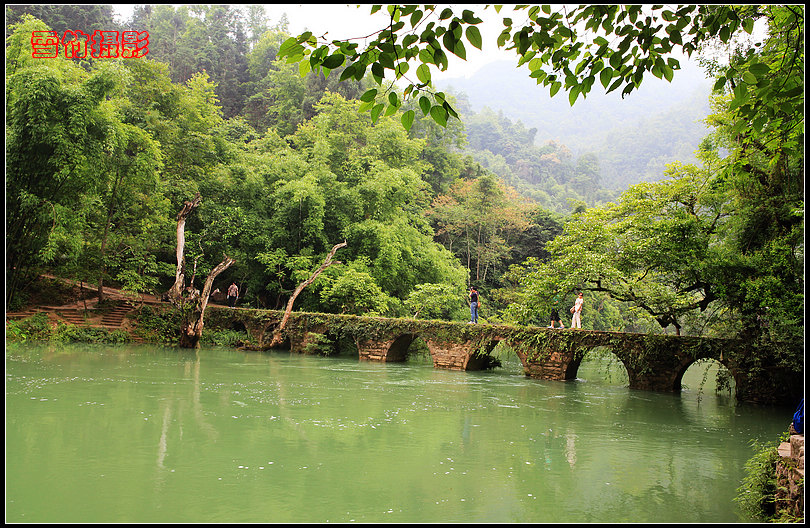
277, 5, 784, 129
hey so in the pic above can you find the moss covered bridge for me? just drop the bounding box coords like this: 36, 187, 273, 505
203, 306, 802, 405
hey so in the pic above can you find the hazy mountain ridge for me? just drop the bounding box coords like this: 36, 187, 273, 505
438, 60, 713, 191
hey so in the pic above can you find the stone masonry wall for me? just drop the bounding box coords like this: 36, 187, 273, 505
776, 434, 804, 520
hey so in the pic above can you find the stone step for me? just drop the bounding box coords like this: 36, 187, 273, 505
56, 309, 91, 326
100, 304, 133, 328
6, 310, 44, 319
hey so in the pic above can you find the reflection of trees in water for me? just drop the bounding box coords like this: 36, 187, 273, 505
490, 341, 523, 372
405, 337, 433, 363
681, 358, 735, 401
578, 346, 628, 385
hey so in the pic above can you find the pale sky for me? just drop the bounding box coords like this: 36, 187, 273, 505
111, 4, 518, 79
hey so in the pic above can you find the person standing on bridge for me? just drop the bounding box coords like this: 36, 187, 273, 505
570, 292, 584, 329
468, 286, 480, 324
548, 298, 563, 328
227, 281, 239, 308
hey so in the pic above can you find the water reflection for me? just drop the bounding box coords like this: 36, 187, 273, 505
6, 342, 789, 523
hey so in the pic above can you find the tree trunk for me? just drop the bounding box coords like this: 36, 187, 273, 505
266, 241, 347, 348
178, 255, 235, 349
166, 193, 236, 349
167, 193, 201, 304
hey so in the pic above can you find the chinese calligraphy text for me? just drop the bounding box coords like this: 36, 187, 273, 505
31, 30, 149, 59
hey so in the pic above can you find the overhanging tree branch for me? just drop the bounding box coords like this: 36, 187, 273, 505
267, 241, 347, 348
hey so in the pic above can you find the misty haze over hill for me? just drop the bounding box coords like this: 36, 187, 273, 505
438, 60, 714, 191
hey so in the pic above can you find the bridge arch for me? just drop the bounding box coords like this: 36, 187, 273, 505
675, 357, 735, 396
463, 337, 507, 370
569, 346, 629, 386
383, 333, 418, 362
355, 332, 431, 363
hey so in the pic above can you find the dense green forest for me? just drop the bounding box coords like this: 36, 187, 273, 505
5, 5, 804, 360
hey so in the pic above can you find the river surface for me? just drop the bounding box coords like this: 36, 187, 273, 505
5, 341, 790, 523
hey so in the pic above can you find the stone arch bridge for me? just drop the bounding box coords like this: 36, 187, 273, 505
206, 307, 802, 405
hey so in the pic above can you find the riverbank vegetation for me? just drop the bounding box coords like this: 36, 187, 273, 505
735, 434, 804, 523
5, 6, 802, 360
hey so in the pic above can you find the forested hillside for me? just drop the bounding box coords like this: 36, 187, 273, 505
4, 5, 554, 324
6, 5, 803, 357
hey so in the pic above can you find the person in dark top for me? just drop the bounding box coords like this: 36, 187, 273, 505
549, 298, 564, 328
469, 286, 480, 324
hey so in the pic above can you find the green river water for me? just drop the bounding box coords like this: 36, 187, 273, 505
5, 341, 790, 523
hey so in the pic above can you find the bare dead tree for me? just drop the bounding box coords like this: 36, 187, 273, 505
167, 193, 236, 349
167, 193, 202, 303
267, 241, 347, 348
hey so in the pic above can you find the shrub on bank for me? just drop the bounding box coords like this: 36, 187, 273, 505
6, 314, 129, 344
5, 313, 53, 341
200, 328, 249, 347
53, 322, 129, 344
130, 305, 180, 344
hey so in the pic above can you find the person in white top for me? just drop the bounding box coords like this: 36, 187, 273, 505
570, 292, 584, 329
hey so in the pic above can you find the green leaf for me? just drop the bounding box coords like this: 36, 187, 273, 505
377, 52, 395, 70
742, 71, 758, 85
353, 61, 368, 81
748, 62, 770, 77
416, 64, 431, 84
443, 31, 466, 60
401, 109, 415, 131
395, 61, 409, 78
371, 62, 385, 82
742, 18, 754, 34
339, 63, 357, 82
461, 10, 482, 24
278, 37, 303, 58
371, 103, 384, 123
497, 29, 510, 47
599, 67, 613, 88
419, 96, 431, 116
669, 29, 682, 46
568, 85, 581, 106
384, 103, 398, 117
360, 89, 378, 102
430, 104, 448, 127
321, 54, 345, 69
418, 47, 435, 66
609, 52, 623, 69
298, 60, 311, 77
465, 26, 482, 50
